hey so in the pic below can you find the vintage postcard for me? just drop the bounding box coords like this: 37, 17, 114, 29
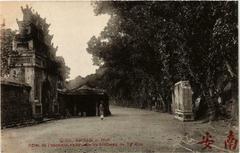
0, 1, 239, 153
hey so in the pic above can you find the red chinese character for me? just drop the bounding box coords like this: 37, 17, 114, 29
225, 130, 238, 150
198, 132, 214, 150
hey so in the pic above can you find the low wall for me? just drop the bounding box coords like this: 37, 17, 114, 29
1, 80, 32, 127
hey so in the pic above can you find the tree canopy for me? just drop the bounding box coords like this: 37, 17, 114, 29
0, 27, 16, 77
87, 1, 238, 119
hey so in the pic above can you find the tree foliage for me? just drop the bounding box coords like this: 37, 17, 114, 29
55, 56, 70, 81
0, 27, 16, 77
87, 2, 238, 119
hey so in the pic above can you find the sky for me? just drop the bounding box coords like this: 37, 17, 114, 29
0, 1, 110, 80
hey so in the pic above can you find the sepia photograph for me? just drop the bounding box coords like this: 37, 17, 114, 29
0, 1, 239, 153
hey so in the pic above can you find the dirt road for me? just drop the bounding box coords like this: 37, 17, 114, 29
1, 105, 237, 153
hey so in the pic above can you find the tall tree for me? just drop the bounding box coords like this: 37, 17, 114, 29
88, 1, 238, 120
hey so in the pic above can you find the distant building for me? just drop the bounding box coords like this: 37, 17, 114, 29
58, 85, 111, 117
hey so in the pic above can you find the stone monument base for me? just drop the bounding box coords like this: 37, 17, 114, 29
175, 110, 194, 121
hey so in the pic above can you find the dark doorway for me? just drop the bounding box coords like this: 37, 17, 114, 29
42, 78, 51, 117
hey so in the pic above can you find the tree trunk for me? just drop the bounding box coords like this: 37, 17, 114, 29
206, 89, 218, 121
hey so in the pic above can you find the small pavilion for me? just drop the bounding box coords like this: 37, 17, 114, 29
58, 85, 111, 117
